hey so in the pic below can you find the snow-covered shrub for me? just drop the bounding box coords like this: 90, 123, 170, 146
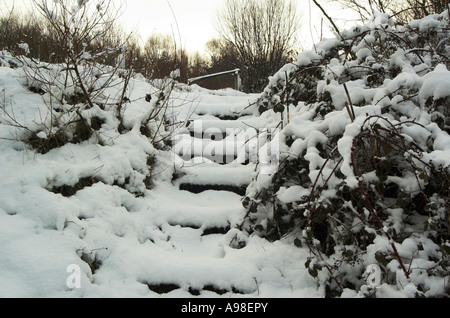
0, 49, 178, 196
0, 0, 178, 154
241, 11, 450, 297
0, 2, 180, 198
3, 1, 130, 154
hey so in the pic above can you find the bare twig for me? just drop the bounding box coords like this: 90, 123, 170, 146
311, 0, 341, 38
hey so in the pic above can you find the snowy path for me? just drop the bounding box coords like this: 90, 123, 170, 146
135, 87, 321, 297
0, 79, 321, 297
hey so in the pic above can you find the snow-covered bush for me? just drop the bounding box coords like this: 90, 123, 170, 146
0, 48, 178, 194
241, 11, 450, 297
0, 0, 178, 153
3, 1, 129, 153
0, 1, 181, 198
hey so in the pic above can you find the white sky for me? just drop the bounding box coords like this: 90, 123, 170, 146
1, 0, 343, 54
117, 0, 226, 53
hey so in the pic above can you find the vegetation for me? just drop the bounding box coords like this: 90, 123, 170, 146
328, 0, 449, 22
1, 0, 449, 298
0, 2, 210, 87
240, 8, 450, 297
0, 0, 180, 197
215, 0, 301, 93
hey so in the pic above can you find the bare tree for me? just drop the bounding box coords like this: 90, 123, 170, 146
143, 33, 178, 79
216, 0, 301, 92
188, 51, 209, 79
141, 32, 191, 83
205, 38, 241, 73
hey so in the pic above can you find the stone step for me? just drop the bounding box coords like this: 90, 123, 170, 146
150, 183, 245, 230
191, 98, 256, 119
175, 163, 253, 195
178, 183, 247, 196
144, 281, 251, 296
171, 133, 257, 164
174, 162, 254, 188
189, 130, 228, 141
164, 222, 230, 236
196, 113, 243, 121
186, 116, 267, 139
177, 154, 244, 165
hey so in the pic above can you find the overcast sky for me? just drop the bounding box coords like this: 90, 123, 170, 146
119, 0, 226, 52
1, 0, 340, 54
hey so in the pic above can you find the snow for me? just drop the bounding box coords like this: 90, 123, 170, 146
0, 56, 321, 298
174, 162, 255, 188
1, 9, 450, 298
276, 186, 310, 204
419, 64, 450, 102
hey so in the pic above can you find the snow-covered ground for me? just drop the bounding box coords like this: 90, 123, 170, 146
1, 10, 449, 299
0, 63, 322, 298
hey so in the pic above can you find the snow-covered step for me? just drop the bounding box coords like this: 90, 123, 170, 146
175, 162, 255, 187
150, 182, 245, 231
172, 86, 258, 120
174, 162, 255, 195
172, 130, 259, 164
187, 116, 268, 141
179, 183, 247, 196
192, 98, 256, 119
0, 56, 331, 298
